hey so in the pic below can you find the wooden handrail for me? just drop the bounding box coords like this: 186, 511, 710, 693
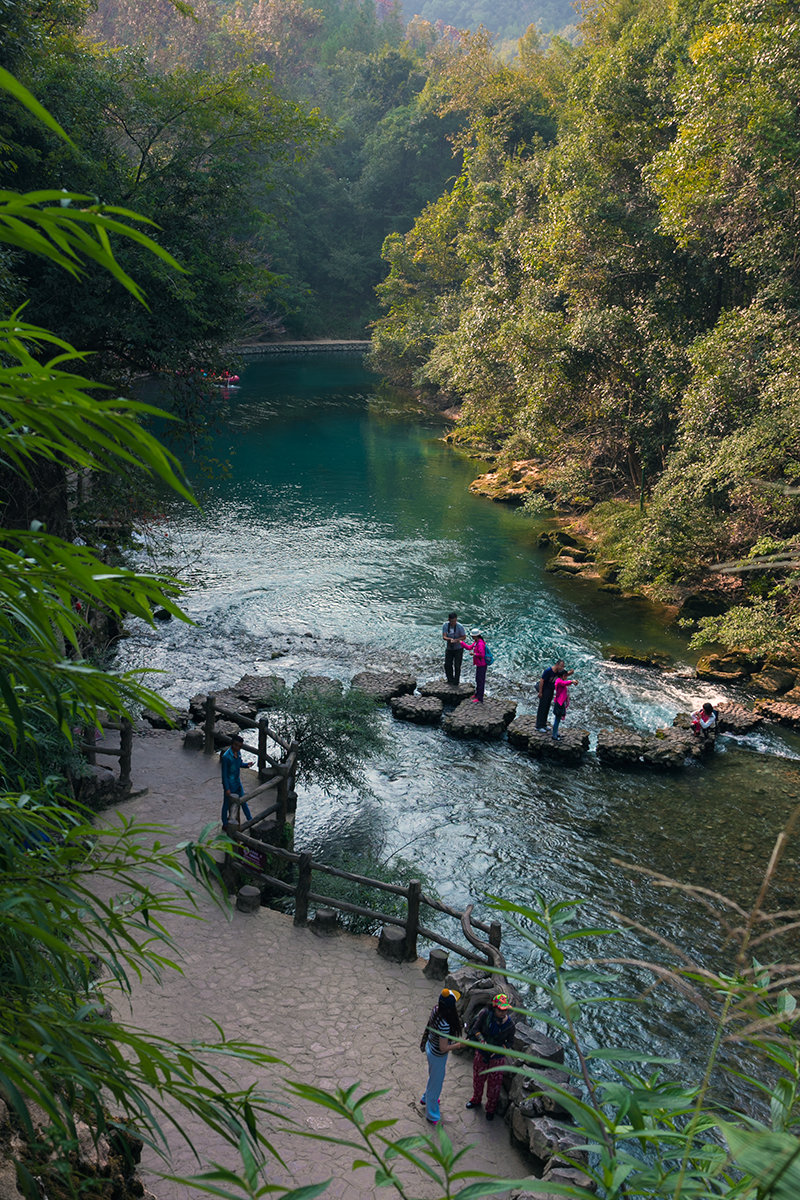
420, 891, 494, 935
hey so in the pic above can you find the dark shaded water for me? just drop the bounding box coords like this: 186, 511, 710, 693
120, 356, 800, 1089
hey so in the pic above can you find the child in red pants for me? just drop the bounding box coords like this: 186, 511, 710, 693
465, 993, 515, 1121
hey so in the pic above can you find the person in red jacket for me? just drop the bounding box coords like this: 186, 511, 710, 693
460, 629, 488, 702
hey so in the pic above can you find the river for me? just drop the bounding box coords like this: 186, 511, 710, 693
119, 354, 800, 1091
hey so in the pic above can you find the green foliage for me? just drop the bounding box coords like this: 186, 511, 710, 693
266, 685, 386, 794
688, 597, 800, 658
0, 68, 306, 1195
372, 0, 800, 615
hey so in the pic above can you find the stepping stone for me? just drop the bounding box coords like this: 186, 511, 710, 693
418, 678, 475, 703
232, 674, 287, 707
443, 697, 517, 739
642, 727, 703, 768
389, 694, 443, 724
523, 726, 589, 765
596, 728, 648, 767
754, 699, 800, 729
507, 716, 588, 764
293, 675, 343, 698
350, 671, 417, 702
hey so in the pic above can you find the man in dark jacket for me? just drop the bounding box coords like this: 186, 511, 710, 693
536, 658, 564, 731
465, 993, 515, 1121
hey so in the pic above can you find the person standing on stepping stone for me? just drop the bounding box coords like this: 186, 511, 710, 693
536, 657, 565, 731
419, 988, 462, 1126
552, 668, 577, 740
465, 993, 515, 1121
442, 611, 466, 684
460, 629, 488, 702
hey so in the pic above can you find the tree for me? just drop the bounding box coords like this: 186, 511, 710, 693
0, 70, 304, 1196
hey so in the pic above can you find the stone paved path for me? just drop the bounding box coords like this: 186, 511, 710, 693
107, 732, 531, 1199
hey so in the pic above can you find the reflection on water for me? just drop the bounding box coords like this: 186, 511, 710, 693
120, 355, 800, 1098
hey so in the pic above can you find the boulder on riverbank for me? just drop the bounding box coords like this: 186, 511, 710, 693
468, 460, 546, 504
389, 694, 443, 724
603, 645, 673, 670
748, 664, 797, 694
443, 697, 517, 739
350, 671, 417, 702
696, 652, 760, 683
419, 678, 475, 703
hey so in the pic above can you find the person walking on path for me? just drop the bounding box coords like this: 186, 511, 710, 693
536, 658, 565, 731
552, 669, 577, 740
460, 629, 488, 702
221, 733, 253, 827
420, 988, 462, 1125
442, 611, 466, 684
465, 994, 516, 1121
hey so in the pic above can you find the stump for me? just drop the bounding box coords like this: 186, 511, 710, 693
377, 925, 406, 962
423, 948, 450, 980
309, 907, 340, 936
236, 884, 261, 913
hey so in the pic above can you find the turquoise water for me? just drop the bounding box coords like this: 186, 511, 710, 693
121, 355, 800, 1088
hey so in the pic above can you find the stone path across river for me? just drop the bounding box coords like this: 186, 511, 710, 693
106, 731, 531, 1200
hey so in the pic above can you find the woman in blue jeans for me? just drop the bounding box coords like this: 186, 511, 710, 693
420, 988, 462, 1125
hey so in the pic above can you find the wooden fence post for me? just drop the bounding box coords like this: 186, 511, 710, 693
119, 718, 133, 789
204, 694, 216, 754
405, 879, 421, 961
294, 851, 313, 926
83, 725, 96, 766
258, 719, 268, 777
287, 741, 299, 814
276, 766, 289, 828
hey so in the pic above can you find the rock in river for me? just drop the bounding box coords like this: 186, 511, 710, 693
390, 694, 443, 724
507, 716, 588, 764
418, 678, 475, 703
351, 671, 417, 702
443, 697, 517, 739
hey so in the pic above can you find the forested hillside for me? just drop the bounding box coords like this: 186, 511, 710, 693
371, 0, 800, 655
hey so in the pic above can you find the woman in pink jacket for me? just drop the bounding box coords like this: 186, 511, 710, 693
461, 629, 488, 702
552, 669, 577, 739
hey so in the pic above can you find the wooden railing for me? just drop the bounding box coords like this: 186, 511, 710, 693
81, 718, 133, 789
227, 825, 505, 971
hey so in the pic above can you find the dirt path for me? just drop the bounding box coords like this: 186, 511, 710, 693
108, 731, 532, 1199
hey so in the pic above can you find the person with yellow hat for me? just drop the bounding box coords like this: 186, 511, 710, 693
465, 992, 515, 1120
419, 988, 462, 1126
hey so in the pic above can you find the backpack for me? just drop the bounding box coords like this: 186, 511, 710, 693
484, 646, 494, 666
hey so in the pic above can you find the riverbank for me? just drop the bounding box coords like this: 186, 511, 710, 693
455, 444, 800, 679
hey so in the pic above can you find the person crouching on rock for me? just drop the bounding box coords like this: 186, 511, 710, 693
465, 993, 515, 1121
461, 629, 488, 703
420, 988, 462, 1126
691, 702, 717, 735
